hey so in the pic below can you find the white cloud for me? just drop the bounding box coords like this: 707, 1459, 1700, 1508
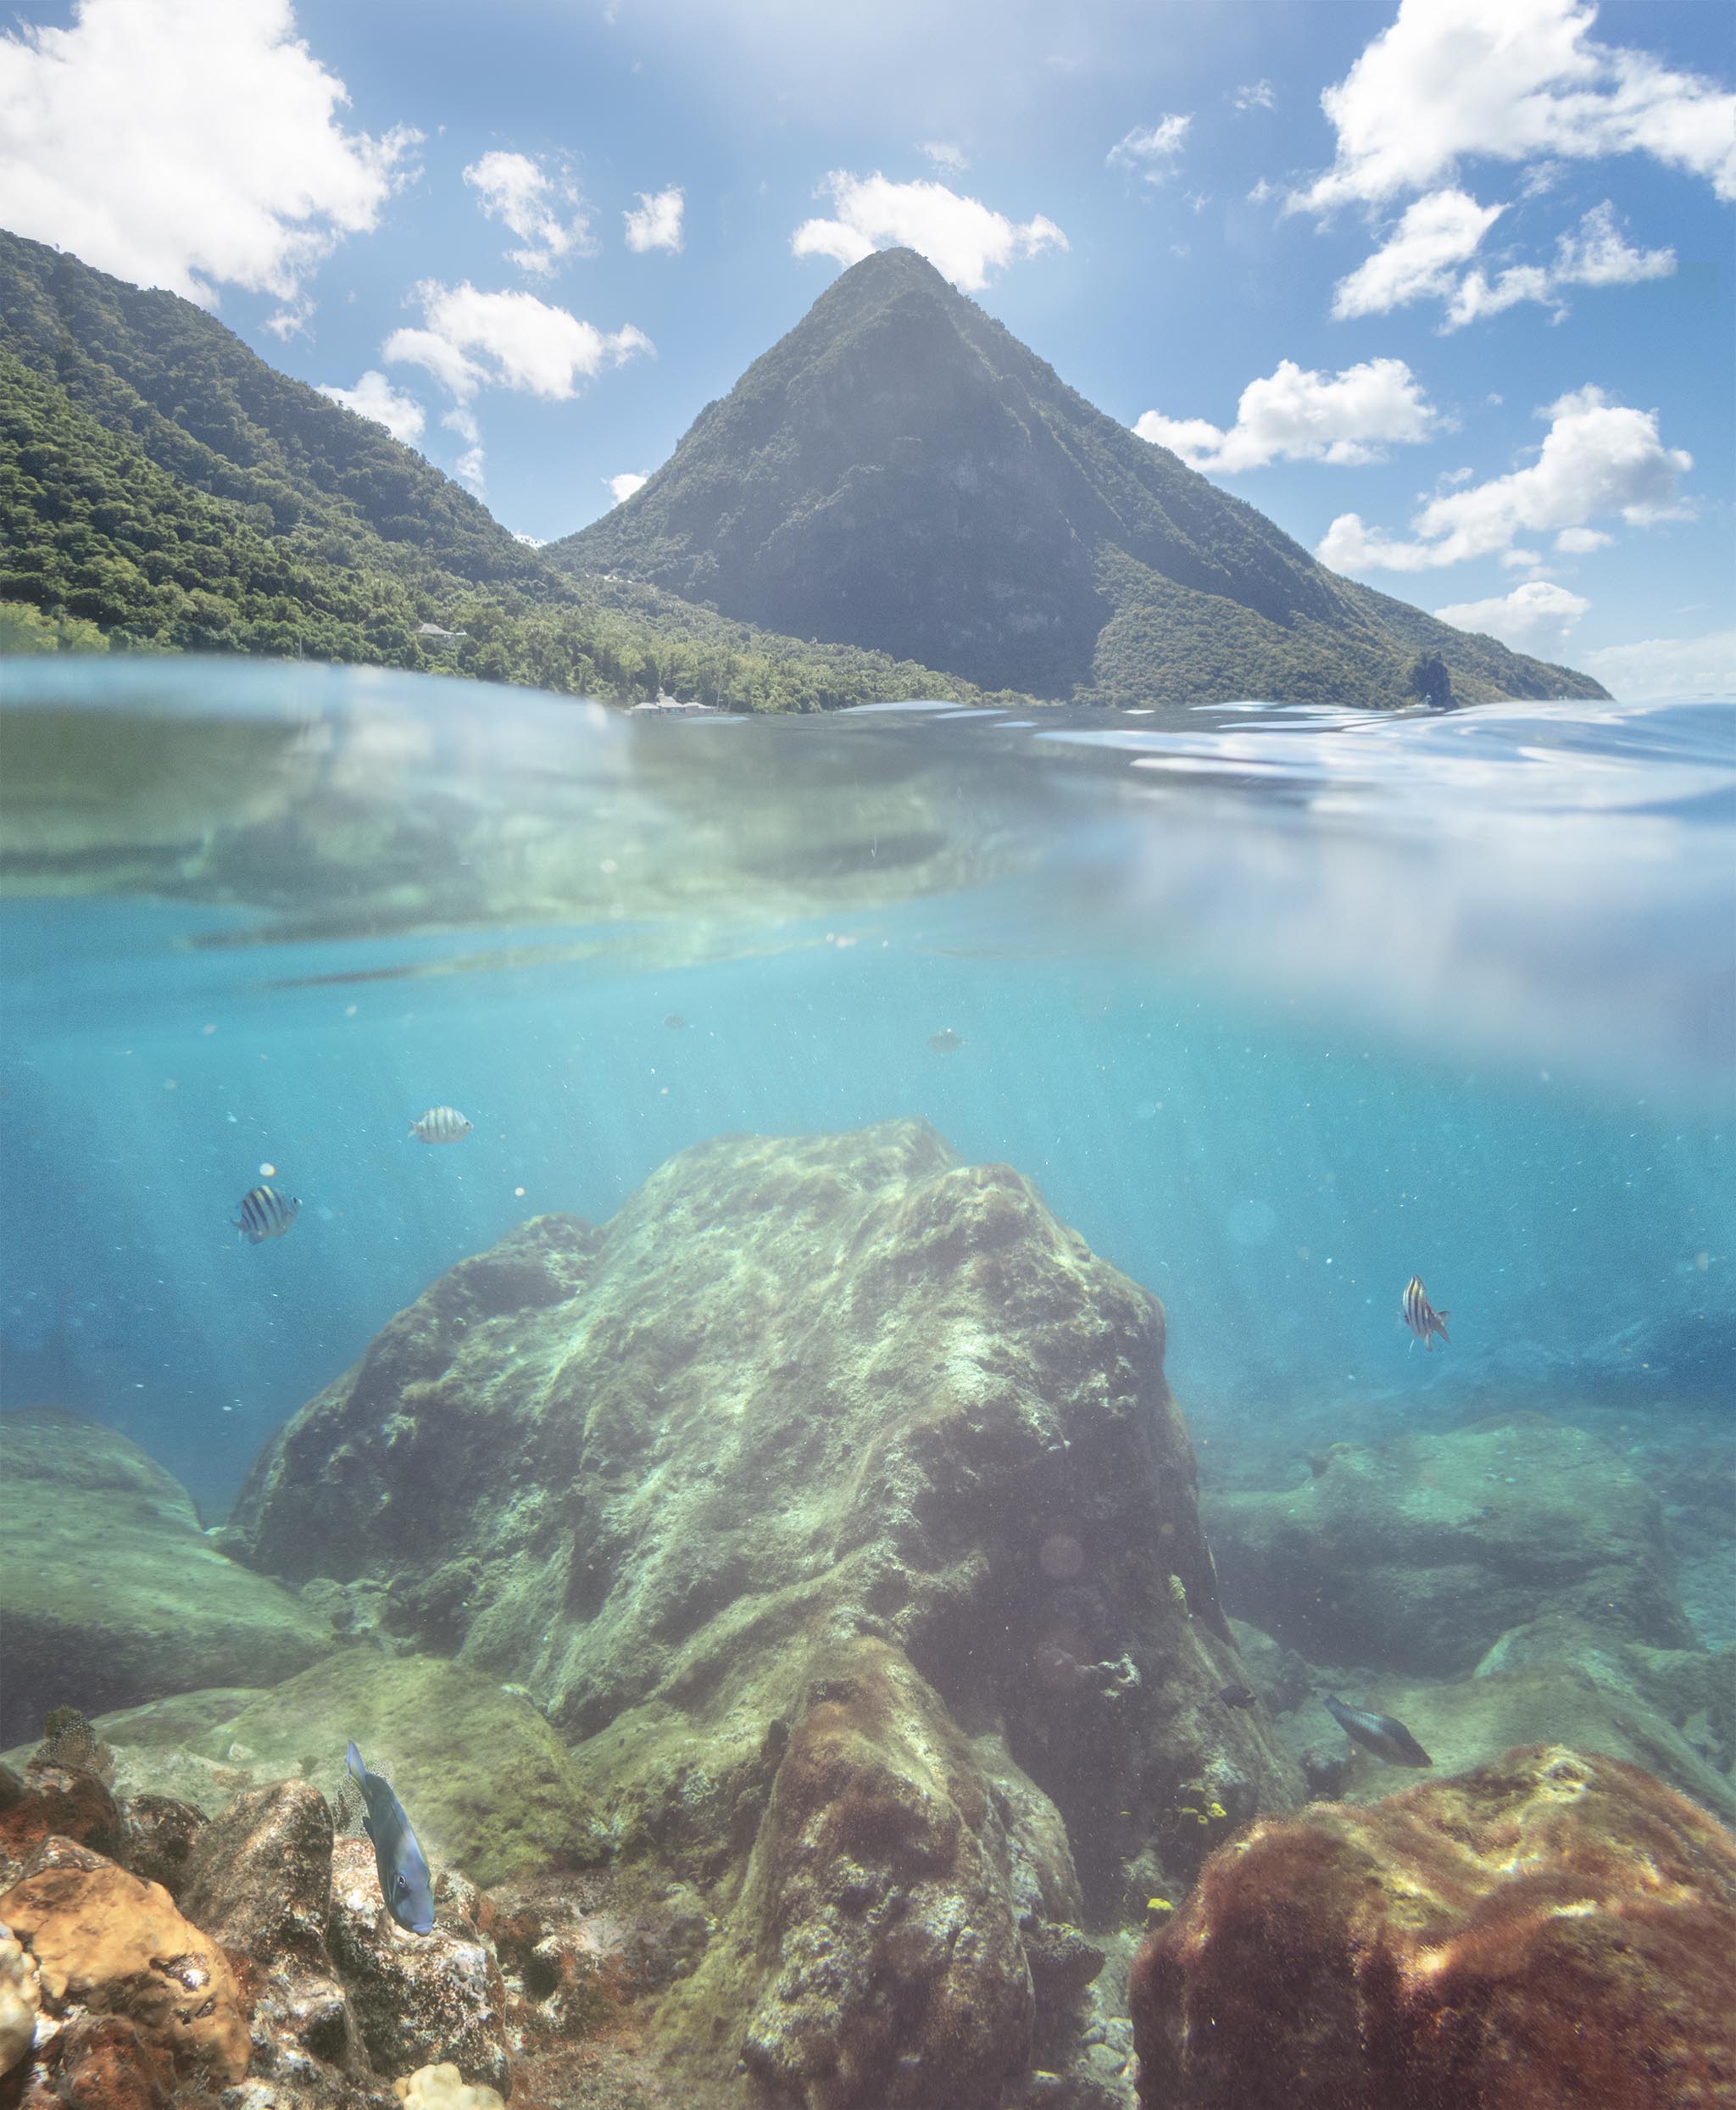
384, 281, 653, 403
790, 171, 1066, 292
1318, 385, 1691, 572
1247, 177, 1277, 204
1554, 526, 1611, 553
0, 0, 419, 308
1445, 199, 1674, 327
464, 150, 593, 274
1331, 188, 1505, 319
1233, 81, 1276, 112
1433, 577, 1590, 651
920, 141, 968, 171
1295, 0, 1736, 212
624, 185, 685, 253
1107, 114, 1192, 179
608, 471, 648, 504
1135, 357, 1438, 473
316, 369, 425, 446
1580, 629, 1736, 700
1500, 547, 1545, 569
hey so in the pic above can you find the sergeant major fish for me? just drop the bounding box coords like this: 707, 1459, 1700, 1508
409, 1105, 474, 1145
1322, 1694, 1433, 1768
1400, 1274, 1450, 1351
345, 1740, 434, 1934
232, 1184, 299, 1244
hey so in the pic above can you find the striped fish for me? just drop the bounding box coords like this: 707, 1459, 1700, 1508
409, 1105, 474, 1145
1400, 1274, 1450, 1350
346, 1740, 434, 1935
232, 1184, 299, 1244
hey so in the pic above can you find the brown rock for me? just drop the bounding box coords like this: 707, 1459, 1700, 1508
0, 1837, 249, 2089
327, 1839, 509, 2094
1130, 1743, 1736, 2110
0, 1764, 125, 1881
120, 1795, 207, 1901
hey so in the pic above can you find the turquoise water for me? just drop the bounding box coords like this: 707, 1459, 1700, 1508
3, 662, 1730, 1525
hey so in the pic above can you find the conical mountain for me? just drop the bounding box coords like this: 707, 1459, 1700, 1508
553, 248, 1603, 705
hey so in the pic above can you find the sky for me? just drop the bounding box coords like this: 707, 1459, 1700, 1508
1, 0, 1731, 696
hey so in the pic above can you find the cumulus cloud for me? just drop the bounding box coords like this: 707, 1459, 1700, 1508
1331, 188, 1505, 318
1433, 577, 1590, 651
1555, 526, 1612, 553
1580, 628, 1736, 700
1317, 385, 1692, 572
1107, 114, 1192, 179
1233, 81, 1276, 112
384, 282, 653, 403
608, 471, 648, 504
0, 0, 419, 309
790, 171, 1066, 292
1338, 196, 1680, 327
624, 186, 685, 253
1135, 357, 1438, 473
1294, 0, 1736, 211
316, 370, 425, 446
464, 150, 593, 274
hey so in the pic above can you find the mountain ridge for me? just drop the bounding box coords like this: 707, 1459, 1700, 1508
554, 248, 1605, 707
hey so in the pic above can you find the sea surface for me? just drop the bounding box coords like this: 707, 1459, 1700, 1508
2, 658, 1732, 1597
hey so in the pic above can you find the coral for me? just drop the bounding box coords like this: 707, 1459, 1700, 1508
327, 1838, 509, 2092
0, 1926, 42, 2077
392, 2061, 506, 2108
1205, 1414, 1694, 1677
0, 1406, 334, 1745
1130, 1743, 1736, 2110
0, 1834, 250, 2092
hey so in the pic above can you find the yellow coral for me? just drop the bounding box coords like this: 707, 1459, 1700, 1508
392, 2063, 505, 2110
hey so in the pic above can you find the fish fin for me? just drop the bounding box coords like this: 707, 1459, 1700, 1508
345, 1740, 366, 1784
1438, 1313, 1450, 1340
1425, 1336, 1433, 1352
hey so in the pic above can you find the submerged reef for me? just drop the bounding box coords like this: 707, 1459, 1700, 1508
0, 1406, 333, 1745
227, 1118, 1298, 2102
1205, 1415, 1695, 1676
1130, 1742, 1736, 2110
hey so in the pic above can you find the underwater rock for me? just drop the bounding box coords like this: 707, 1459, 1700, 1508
328, 1838, 509, 2095
119, 1795, 207, 1901
0, 1406, 335, 1745
210, 1651, 603, 1889
0, 1760, 126, 1880
234, 1124, 1298, 1907
0, 1926, 42, 2077
1129, 1742, 1736, 2110
1205, 1413, 1694, 1677
0, 1834, 250, 2094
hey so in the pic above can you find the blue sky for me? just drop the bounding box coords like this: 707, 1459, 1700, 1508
2, 0, 1731, 693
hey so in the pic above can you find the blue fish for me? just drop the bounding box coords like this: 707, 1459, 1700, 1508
345, 1740, 435, 1934
1322, 1694, 1433, 1768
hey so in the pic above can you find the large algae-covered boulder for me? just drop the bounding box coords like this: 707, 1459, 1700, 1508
0, 1406, 335, 1745
1130, 1744, 1736, 2110
234, 1121, 1300, 2102
1204, 1414, 1694, 1677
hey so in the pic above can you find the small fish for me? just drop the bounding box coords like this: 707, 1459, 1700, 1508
1217, 1682, 1258, 1709
663, 1013, 688, 1030
926, 1028, 965, 1055
232, 1184, 299, 1244
409, 1105, 474, 1145
1400, 1274, 1450, 1351
1322, 1694, 1433, 1768
345, 1740, 434, 1934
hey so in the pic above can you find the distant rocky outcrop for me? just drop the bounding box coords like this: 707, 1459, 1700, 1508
0, 1406, 336, 1745
554, 247, 1606, 709
231, 1118, 1299, 2104
1130, 1743, 1736, 2110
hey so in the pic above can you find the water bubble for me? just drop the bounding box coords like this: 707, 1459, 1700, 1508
259, 1162, 275, 1178
1227, 1198, 1277, 1246
515, 1186, 526, 1198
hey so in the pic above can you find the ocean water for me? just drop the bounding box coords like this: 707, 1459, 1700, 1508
1, 661, 1733, 2096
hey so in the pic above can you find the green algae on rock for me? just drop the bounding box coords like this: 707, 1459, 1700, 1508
231, 1120, 1300, 2101
1204, 1413, 1695, 1679
0, 1406, 335, 1746
1130, 1743, 1736, 2110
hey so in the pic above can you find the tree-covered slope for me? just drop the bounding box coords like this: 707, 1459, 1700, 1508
554, 248, 1605, 708
0, 230, 994, 710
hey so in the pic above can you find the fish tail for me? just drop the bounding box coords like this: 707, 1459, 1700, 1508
1437, 1315, 1450, 1342
346, 1740, 366, 1784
